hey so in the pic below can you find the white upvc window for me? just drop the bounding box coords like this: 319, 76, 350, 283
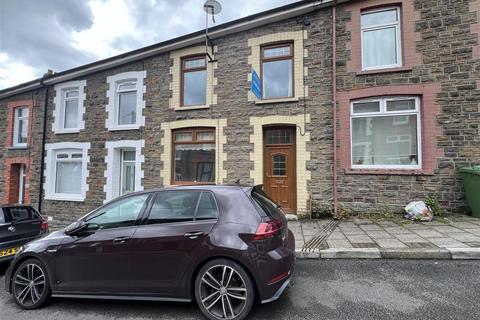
53, 80, 86, 134
350, 96, 421, 169
13, 107, 29, 148
361, 7, 402, 70
104, 140, 144, 202
106, 71, 146, 131
44, 142, 90, 202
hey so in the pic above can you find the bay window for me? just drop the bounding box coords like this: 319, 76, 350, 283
261, 43, 293, 99
173, 128, 215, 184
361, 7, 402, 70
351, 97, 421, 169
13, 107, 29, 147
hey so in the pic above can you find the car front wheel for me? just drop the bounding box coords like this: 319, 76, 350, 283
195, 259, 255, 320
12, 259, 51, 309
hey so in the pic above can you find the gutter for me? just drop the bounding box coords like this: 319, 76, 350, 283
0, 0, 352, 100
332, 1, 338, 215
37, 74, 51, 212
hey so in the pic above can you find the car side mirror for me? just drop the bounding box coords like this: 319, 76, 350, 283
64, 220, 87, 236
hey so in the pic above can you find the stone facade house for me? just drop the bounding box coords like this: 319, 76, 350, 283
0, 0, 478, 227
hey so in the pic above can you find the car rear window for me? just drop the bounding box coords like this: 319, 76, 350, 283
251, 188, 284, 220
9, 207, 37, 222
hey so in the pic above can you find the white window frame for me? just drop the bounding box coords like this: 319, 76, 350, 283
44, 142, 90, 202
350, 96, 421, 170
13, 107, 29, 148
53, 80, 86, 134
361, 7, 402, 71
120, 149, 136, 196
104, 140, 144, 203
106, 71, 146, 131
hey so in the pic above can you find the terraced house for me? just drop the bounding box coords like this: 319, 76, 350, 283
0, 0, 478, 227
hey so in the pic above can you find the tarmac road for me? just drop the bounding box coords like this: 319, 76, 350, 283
1, 259, 479, 320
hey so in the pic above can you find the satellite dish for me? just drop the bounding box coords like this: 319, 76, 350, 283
203, 0, 222, 15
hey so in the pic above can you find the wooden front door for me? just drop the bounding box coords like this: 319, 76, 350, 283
263, 127, 296, 214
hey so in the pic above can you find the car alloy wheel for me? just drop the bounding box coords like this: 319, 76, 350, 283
196, 259, 254, 320
13, 259, 50, 309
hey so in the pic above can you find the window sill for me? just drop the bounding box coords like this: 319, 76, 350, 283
174, 105, 210, 111
255, 97, 299, 105
356, 67, 413, 76
8, 146, 29, 150
54, 129, 81, 134
45, 194, 85, 202
107, 125, 142, 131
344, 168, 434, 176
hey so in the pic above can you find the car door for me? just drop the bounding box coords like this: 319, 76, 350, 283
54, 193, 150, 293
130, 190, 219, 294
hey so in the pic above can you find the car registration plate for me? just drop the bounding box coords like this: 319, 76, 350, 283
0, 247, 19, 257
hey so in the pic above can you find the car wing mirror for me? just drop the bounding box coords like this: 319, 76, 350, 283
64, 220, 87, 236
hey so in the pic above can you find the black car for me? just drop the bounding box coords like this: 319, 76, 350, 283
5, 185, 294, 320
0, 205, 49, 263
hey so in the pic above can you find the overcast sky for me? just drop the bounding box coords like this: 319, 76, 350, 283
0, 0, 299, 90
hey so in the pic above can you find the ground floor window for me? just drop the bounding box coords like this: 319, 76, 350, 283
350, 96, 421, 169
18, 164, 26, 204
120, 149, 136, 196
173, 128, 215, 184
45, 142, 90, 202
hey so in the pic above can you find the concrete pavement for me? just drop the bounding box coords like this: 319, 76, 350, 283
291, 215, 480, 259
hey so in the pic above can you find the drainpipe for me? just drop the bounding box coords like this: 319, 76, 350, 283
332, 1, 338, 215
38, 71, 53, 212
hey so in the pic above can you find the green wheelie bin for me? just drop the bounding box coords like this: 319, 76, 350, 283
459, 166, 480, 217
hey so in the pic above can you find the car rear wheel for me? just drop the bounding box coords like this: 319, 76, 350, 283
195, 259, 255, 320
12, 259, 51, 309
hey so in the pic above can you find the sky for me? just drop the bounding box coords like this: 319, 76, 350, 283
0, 0, 299, 90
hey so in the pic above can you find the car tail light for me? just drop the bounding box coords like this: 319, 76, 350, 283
40, 219, 49, 232
253, 219, 283, 241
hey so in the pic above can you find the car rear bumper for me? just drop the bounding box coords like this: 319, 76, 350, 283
256, 229, 295, 303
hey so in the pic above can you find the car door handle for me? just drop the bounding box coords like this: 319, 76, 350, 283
113, 236, 131, 244
184, 232, 204, 239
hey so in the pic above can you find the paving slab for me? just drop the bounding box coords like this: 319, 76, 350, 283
383, 227, 413, 234
326, 239, 353, 248
428, 237, 470, 248
448, 232, 480, 242
412, 229, 445, 238
327, 231, 348, 240
393, 233, 429, 243
373, 238, 409, 249
359, 224, 384, 231
364, 230, 394, 239
345, 234, 376, 244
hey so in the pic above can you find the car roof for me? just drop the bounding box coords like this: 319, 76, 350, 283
119, 184, 256, 198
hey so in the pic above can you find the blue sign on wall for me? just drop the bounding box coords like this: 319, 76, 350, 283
251, 70, 262, 100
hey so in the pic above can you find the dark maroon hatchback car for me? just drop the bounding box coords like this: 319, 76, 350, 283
5, 185, 295, 320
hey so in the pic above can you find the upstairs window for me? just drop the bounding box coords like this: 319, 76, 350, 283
106, 71, 145, 131
361, 7, 402, 70
261, 43, 293, 99
53, 80, 86, 133
63, 89, 79, 129
351, 97, 421, 169
181, 56, 207, 106
13, 107, 29, 147
117, 81, 137, 125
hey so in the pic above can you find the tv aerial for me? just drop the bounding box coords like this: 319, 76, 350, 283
203, 0, 222, 62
